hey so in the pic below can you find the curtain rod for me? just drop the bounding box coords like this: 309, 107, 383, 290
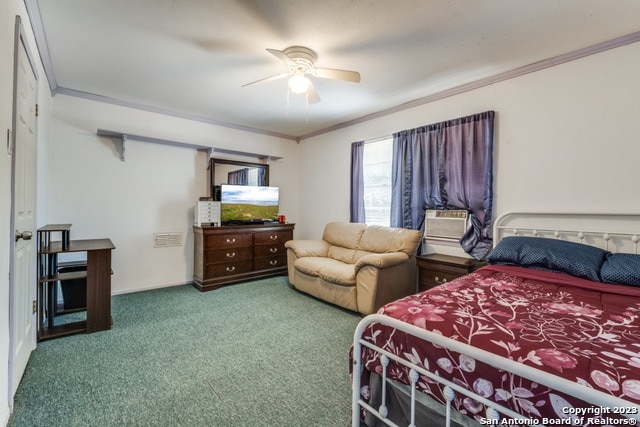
364, 135, 393, 144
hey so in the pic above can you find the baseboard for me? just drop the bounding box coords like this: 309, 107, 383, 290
111, 281, 192, 296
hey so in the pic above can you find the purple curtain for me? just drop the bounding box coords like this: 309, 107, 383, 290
350, 141, 365, 223
257, 167, 268, 186
390, 127, 440, 230
391, 111, 495, 259
228, 168, 249, 185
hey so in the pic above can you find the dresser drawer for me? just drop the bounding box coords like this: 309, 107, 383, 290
206, 233, 252, 249
254, 230, 292, 245
205, 260, 253, 278
416, 254, 485, 293
205, 247, 253, 265
419, 268, 462, 289
254, 243, 286, 258
254, 255, 287, 271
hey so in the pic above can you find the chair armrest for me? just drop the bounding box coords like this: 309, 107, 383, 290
284, 239, 330, 258
354, 252, 409, 271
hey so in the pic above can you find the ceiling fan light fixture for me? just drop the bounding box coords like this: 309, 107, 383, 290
288, 74, 309, 94
242, 46, 360, 105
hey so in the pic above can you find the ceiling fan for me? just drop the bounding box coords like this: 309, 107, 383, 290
242, 46, 361, 104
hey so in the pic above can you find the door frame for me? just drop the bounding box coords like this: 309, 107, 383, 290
8, 14, 39, 407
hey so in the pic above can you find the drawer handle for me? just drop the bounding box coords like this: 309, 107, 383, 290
434, 276, 448, 285
270, 247, 278, 253
269, 260, 279, 266
226, 238, 236, 243
226, 266, 236, 272
226, 252, 236, 258
270, 235, 278, 240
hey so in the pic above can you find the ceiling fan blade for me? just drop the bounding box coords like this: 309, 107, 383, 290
314, 67, 361, 83
241, 72, 290, 87
266, 48, 297, 68
307, 80, 321, 104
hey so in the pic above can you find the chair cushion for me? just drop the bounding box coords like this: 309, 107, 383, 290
359, 225, 422, 256
322, 222, 366, 249
294, 257, 356, 287
328, 245, 360, 264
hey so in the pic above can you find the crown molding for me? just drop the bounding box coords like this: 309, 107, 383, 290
22, 0, 640, 142
55, 87, 298, 141
23, 0, 56, 94
298, 31, 640, 140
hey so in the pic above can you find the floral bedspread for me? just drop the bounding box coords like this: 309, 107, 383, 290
354, 265, 640, 424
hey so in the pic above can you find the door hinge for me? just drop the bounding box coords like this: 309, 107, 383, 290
32, 300, 37, 314
35, 104, 39, 117
6, 129, 11, 155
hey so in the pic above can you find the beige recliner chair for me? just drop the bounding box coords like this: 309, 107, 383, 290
285, 222, 422, 315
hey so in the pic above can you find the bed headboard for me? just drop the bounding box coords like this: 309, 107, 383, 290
493, 211, 640, 254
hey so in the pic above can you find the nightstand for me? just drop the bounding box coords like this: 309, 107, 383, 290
416, 253, 486, 293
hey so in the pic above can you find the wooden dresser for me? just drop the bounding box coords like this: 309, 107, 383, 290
416, 253, 486, 293
193, 223, 294, 291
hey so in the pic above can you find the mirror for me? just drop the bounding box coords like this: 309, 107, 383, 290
209, 158, 270, 197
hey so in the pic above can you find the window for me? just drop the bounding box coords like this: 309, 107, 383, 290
248, 167, 259, 185
362, 138, 393, 226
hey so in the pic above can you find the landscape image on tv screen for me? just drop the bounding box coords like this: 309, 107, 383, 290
220, 185, 279, 223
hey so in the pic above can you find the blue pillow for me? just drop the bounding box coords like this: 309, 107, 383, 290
487, 236, 608, 282
600, 253, 640, 286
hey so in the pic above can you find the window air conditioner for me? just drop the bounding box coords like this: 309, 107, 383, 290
424, 209, 469, 241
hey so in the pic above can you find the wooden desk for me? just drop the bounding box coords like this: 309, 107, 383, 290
38, 238, 115, 340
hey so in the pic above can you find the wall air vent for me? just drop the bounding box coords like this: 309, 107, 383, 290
424, 210, 469, 241
154, 232, 183, 248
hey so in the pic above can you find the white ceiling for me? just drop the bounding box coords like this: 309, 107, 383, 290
31, 0, 640, 140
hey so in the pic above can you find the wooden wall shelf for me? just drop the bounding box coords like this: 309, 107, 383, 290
97, 129, 283, 162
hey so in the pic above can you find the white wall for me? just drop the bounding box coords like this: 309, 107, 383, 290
1, 0, 53, 423
46, 95, 299, 294
4, 6, 639, 421
297, 42, 640, 253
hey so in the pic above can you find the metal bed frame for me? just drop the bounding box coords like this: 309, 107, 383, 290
352, 212, 640, 427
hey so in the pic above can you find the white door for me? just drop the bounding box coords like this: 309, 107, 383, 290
10, 18, 38, 399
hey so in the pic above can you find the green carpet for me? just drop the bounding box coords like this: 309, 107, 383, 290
8, 277, 362, 426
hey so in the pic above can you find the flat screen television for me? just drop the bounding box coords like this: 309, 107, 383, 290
220, 184, 279, 224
